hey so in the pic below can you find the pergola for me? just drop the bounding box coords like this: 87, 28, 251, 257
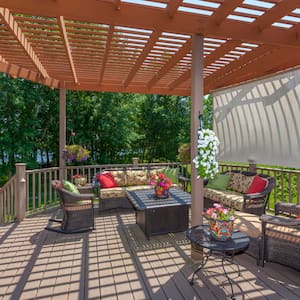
0, 0, 300, 228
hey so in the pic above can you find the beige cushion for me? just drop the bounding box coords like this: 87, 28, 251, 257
205, 188, 244, 210
100, 187, 126, 199
126, 185, 153, 191
126, 170, 149, 186
238, 174, 254, 193
228, 172, 243, 191
110, 171, 126, 186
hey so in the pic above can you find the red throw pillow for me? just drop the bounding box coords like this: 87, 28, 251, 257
96, 172, 118, 188
247, 175, 267, 194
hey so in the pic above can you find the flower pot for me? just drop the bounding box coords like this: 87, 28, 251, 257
155, 187, 169, 199
74, 177, 87, 186
209, 219, 234, 241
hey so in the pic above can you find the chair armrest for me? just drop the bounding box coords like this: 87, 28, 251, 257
244, 192, 266, 200
260, 214, 300, 227
61, 189, 94, 201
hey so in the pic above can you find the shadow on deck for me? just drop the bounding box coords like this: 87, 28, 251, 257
0, 208, 299, 300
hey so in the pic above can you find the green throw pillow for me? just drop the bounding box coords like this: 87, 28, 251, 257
162, 167, 179, 184
206, 174, 231, 191
62, 179, 80, 194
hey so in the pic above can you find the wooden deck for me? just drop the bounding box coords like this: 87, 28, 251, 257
0, 208, 299, 300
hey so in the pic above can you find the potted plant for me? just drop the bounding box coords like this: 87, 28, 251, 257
62, 144, 90, 163
204, 203, 236, 241
150, 173, 172, 198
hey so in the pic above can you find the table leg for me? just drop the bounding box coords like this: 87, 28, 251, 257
189, 251, 211, 285
222, 254, 240, 300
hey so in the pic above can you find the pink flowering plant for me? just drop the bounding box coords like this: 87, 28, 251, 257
204, 203, 236, 221
150, 173, 172, 190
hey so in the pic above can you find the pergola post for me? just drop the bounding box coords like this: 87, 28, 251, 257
59, 88, 66, 180
15, 163, 27, 222
190, 34, 204, 260
191, 34, 204, 226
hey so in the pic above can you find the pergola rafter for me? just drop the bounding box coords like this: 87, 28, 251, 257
0, 7, 49, 79
0, 0, 299, 95
58, 16, 78, 84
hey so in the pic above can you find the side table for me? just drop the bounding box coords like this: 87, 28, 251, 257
186, 225, 250, 300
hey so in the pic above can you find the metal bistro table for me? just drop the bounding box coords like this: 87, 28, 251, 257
127, 188, 191, 239
186, 225, 250, 300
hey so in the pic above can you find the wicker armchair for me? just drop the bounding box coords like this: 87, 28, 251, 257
46, 181, 95, 234
260, 214, 300, 271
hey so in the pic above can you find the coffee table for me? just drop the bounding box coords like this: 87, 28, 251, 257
186, 225, 250, 300
127, 188, 191, 239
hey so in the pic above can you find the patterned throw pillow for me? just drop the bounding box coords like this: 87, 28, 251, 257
228, 172, 243, 192
237, 174, 255, 194
62, 179, 80, 194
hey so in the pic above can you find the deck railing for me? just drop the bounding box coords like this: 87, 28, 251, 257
1, 160, 299, 224
0, 174, 16, 223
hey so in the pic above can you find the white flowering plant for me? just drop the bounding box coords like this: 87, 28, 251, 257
192, 128, 220, 179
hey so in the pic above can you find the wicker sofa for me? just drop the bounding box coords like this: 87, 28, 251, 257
204, 171, 276, 215
93, 167, 179, 211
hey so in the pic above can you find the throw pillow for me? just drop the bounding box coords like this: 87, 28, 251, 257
206, 174, 231, 191
162, 167, 179, 184
62, 179, 80, 194
247, 175, 268, 194
96, 172, 119, 188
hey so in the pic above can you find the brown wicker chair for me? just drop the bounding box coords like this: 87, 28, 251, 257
45, 181, 95, 234
260, 214, 300, 271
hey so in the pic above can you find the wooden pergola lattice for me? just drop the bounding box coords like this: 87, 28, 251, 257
0, 0, 299, 96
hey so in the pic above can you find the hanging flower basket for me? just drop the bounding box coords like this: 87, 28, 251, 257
62, 144, 90, 163
193, 128, 220, 179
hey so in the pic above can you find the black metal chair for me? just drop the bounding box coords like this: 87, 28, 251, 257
45, 181, 95, 234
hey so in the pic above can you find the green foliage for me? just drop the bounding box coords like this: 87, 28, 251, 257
177, 143, 191, 163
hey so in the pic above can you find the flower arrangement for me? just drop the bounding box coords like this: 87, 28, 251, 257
72, 174, 87, 186
193, 128, 220, 179
62, 144, 90, 163
204, 203, 236, 221
150, 173, 172, 195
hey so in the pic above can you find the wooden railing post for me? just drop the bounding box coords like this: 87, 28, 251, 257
132, 157, 139, 167
15, 163, 27, 222
248, 157, 257, 173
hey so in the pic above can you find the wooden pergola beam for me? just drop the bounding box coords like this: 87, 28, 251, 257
0, 61, 59, 88
208, 47, 300, 91
209, 0, 244, 26
1, 1, 300, 48
99, 25, 114, 85
147, 39, 191, 88
0, 7, 49, 78
169, 40, 242, 90
253, 0, 299, 30
204, 45, 272, 92
167, 0, 182, 18
58, 16, 78, 84
123, 29, 161, 87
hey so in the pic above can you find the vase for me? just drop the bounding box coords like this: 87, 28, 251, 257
209, 219, 234, 241
74, 177, 87, 186
155, 186, 169, 199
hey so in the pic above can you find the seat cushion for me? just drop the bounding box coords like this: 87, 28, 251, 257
204, 188, 244, 210
100, 187, 126, 199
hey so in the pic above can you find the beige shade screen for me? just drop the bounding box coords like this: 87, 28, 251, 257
213, 68, 300, 168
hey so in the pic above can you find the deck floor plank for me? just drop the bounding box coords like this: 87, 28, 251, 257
0, 209, 299, 300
